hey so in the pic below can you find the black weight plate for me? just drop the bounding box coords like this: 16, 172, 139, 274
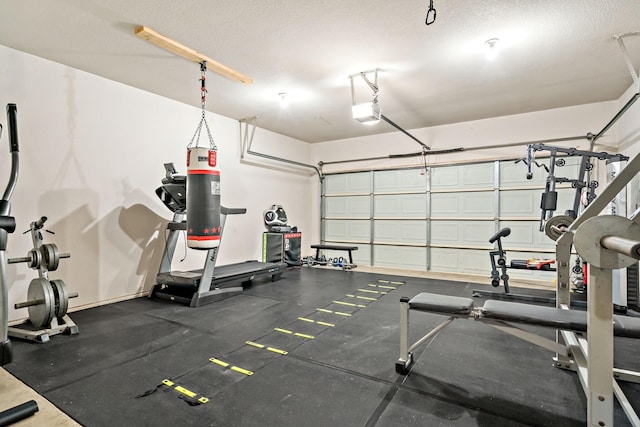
50, 279, 69, 318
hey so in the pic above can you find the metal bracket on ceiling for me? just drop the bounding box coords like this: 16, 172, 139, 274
238, 116, 322, 181
348, 69, 430, 150
349, 69, 379, 106
614, 31, 640, 90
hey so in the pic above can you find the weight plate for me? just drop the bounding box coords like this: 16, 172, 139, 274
544, 215, 574, 241
40, 243, 60, 271
574, 215, 640, 269
28, 249, 41, 269
27, 278, 55, 328
50, 279, 69, 318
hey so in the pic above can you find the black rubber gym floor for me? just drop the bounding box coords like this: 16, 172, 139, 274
5, 267, 640, 426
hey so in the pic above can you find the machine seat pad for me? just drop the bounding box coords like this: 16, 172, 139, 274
481, 300, 640, 338
481, 300, 587, 332
408, 293, 474, 315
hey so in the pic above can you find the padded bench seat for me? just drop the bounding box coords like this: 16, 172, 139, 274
310, 244, 358, 265
407, 293, 474, 315
408, 292, 640, 339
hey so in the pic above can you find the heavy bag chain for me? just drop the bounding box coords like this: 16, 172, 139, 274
188, 61, 217, 150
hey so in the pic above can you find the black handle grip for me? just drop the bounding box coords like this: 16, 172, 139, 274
6, 104, 18, 153
0, 400, 39, 426
34, 216, 47, 229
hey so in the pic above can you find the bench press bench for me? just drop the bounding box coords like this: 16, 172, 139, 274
309, 244, 358, 270
396, 292, 640, 375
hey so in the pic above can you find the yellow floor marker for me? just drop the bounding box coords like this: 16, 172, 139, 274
346, 294, 377, 302
358, 288, 386, 294
246, 341, 289, 356
332, 300, 366, 308
294, 332, 315, 339
297, 317, 334, 327
317, 321, 335, 327
209, 358, 253, 376
317, 308, 352, 317
162, 379, 209, 404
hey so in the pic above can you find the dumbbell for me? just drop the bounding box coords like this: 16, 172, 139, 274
14, 278, 78, 328
8, 243, 70, 271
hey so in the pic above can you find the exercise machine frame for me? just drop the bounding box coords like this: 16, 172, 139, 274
0, 104, 39, 424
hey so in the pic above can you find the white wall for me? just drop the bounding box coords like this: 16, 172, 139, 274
0, 44, 313, 321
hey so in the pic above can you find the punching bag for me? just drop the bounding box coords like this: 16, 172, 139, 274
186, 146, 221, 249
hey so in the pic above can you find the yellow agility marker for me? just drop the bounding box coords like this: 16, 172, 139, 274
267, 347, 288, 355
162, 379, 209, 404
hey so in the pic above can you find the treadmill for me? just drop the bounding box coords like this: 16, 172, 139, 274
151, 163, 287, 307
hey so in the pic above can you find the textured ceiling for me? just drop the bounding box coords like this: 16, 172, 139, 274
0, 0, 639, 143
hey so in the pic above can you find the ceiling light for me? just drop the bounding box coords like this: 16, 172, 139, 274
484, 38, 500, 60
352, 101, 381, 124
278, 92, 288, 108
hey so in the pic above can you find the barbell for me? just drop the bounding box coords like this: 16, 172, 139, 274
8, 243, 70, 271
573, 215, 640, 270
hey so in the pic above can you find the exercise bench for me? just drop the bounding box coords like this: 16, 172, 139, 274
310, 244, 358, 270
396, 292, 640, 374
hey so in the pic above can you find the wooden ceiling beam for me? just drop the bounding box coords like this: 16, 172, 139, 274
135, 25, 253, 84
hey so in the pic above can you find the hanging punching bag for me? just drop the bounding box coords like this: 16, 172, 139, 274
186, 146, 221, 249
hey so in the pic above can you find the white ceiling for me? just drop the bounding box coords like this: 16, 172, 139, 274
1, 0, 639, 144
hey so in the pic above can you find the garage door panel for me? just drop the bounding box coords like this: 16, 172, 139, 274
500, 161, 546, 187
374, 245, 427, 269
324, 172, 371, 195
430, 248, 487, 275
500, 188, 578, 217
432, 163, 494, 190
325, 220, 371, 241
497, 221, 556, 250
374, 194, 426, 217
325, 196, 370, 217
374, 220, 426, 244
431, 221, 494, 246
431, 192, 494, 217
374, 169, 426, 192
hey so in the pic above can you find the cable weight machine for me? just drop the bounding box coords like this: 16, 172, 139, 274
477, 143, 628, 305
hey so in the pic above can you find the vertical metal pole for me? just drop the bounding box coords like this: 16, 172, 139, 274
198, 213, 227, 295
541, 151, 558, 229
555, 231, 573, 367
0, 249, 8, 344
587, 265, 614, 427
571, 156, 589, 219
370, 171, 375, 266
425, 167, 431, 271
399, 298, 410, 362
320, 177, 326, 245
494, 160, 501, 234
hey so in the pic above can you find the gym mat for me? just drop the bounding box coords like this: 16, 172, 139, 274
4, 267, 638, 426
